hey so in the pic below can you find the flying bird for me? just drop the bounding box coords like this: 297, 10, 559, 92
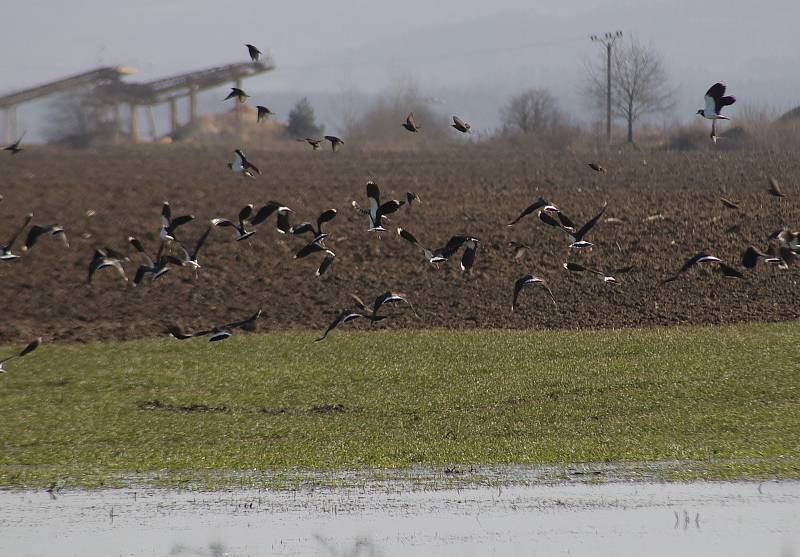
451, 115, 471, 133
324, 135, 344, 152
0, 338, 42, 373
160, 202, 194, 241
512, 275, 556, 312
315, 309, 388, 342
212, 204, 256, 241
1, 212, 32, 261
245, 44, 262, 62
351, 291, 417, 318
405, 191, 421, 210
562, 203, 607, 248
22, 224, 68, 252
508, 241, 533, 260
588, 162, 606, 173
403, 113, 421, 132
176, 227, 211, 276
719, 196, 739, 209
224, 87, 249, 103
169, 309, 262, 342
290, 209, 337, 244
228, 149, 261, 177
507, 197, 574, 231
256, 106, 274, 122
352, 181, 404, 231
87, 248, 128, 284
662, 251, 723, 283
250, 201, 294, 234
294, 240, 335, 277
4, 133, 24, 155
397, 227, 447, 266
129, 237, 183, 286
439, 235, 480, 272
767, 176, 785, 198
297, 137, 324, 150
562, 261, 631, 284
697, 82, 736, 143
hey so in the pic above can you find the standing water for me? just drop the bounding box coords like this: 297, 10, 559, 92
1, 480, 798, 556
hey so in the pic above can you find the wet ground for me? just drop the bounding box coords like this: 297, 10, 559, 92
1, 480, 798, 556
2, 147, 800, 343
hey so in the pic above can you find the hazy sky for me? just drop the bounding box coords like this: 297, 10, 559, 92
3, 0, 799, 136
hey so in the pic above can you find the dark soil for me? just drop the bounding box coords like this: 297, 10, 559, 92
1, 145, 798, 343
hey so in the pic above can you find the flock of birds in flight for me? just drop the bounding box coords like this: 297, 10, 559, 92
0, 45, 797, 371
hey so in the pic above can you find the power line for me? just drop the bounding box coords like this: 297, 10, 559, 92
590, 31, 623, 144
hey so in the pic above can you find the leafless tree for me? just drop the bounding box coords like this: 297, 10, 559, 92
500, 88, 564, 134
45, 88, 112, 146
583, 38, 675, 143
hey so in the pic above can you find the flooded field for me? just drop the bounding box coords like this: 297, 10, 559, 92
1, 479, 798, 556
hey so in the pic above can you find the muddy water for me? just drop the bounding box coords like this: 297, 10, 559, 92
1, 481, 798, 556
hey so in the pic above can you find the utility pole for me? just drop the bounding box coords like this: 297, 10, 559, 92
590, 31, 622, 144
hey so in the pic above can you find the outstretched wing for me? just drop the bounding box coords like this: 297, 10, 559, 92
315, 310, 361, 342
5, 213, 33, 250
507, 197, 547, 226
574, 203, 607, 242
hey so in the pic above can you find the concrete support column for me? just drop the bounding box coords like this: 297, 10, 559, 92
112, 104, 121, 144
129, 103, 139, 143
169, 98, 178, 136
146, 105, 156, 140
189, 88, 198, 123
2, 110, 9, 144
9, 107, 18, 142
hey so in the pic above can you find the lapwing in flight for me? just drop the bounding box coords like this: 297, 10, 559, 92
250, 201, 295, 234
256, 106, 274, 122
1, 212, 32, 261
350, 291, 418, 319
246, 44, 262, 63
403, 113, 420, 132
397, 227, 447, 266
0, 338, 42, 373
315, 309, 388, 342
3, 133, 25, 155
697, 82, 736, 143
297, 137, 324, 150
160, 202, 194, 241
451, 115, 471, 133
512, 275, 556, 311
324, 135, 344, 152
352, 181, 404, 232
224, 87, 249, 103
212, 204, 257, 241
23, 224, 69, 252
228, 149, 261, 177
87, 248, 128, 284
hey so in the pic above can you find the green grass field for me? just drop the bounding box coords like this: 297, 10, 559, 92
1, 322, 798, 488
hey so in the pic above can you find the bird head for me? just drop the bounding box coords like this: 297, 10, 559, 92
696, 109, 705, 117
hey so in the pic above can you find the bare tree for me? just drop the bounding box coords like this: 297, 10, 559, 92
45, 88, 111, 146
583, 38, 675, 143
500, 88, 563, 134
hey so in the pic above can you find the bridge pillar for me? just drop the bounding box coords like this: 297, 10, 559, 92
111, 104, 121, 144
2, 109, 9, 144
129, 103, 139, 143
146, 105, 156, 140
169, 98, 178, 136
189, 87, 197, 123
